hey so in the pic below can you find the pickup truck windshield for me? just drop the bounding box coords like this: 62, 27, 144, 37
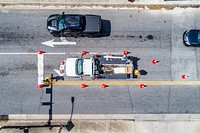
76, 59, 83, 75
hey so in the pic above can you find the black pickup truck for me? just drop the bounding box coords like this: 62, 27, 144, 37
47, 12, 102, 37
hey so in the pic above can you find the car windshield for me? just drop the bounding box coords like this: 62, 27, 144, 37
58, 15, 65, 31
57, 15, 83, 31
76, 59, 83, 75
198, 31, 200, 44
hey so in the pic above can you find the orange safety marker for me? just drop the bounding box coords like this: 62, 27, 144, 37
94, 54, 98, 58
139, 83, 145, 89
108, 54, 112, 56
102, 84, 107, 89
152, 59, 158, 65
38, 84, 43, 89
124, 50, 129, 56
81, 84, 87, 88
82, 50, 87, 56
38, 50, 43, 55
182, 74, 189, 79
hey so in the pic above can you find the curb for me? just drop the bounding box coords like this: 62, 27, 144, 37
2, 114, 200, 121
0, 115, 8, 120
1, 2, 200, 9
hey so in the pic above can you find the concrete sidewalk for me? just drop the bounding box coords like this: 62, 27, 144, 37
2, 114, 200, 121
1, 120, 200, 133
0, 0, 163, 4
0, 0, 200, 9
0, 0, 199, 4
1, 114, 200, 133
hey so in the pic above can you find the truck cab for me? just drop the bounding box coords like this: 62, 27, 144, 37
65, 58, 94, 77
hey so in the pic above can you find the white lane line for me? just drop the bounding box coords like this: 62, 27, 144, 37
0, 53, 67, 55
0, 53, 37, 55
69, 52, 124, 55
45, 53, 67, 55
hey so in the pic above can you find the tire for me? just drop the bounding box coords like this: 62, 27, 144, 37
87, 33, 100, 38
52, 33, 61, 37
86, 34, 94, 38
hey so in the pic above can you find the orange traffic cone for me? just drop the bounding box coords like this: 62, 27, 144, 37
38, 50, 43, 55
139, 83, 145, 89
124, 50, 129, 56
102, 84, 107, 89
81, 84, 87, 88
38, 84, 43, 89
182, 74, 188, 79
94, 54, 98, 58
82, 50, 87, 56
152, 59, 158, 65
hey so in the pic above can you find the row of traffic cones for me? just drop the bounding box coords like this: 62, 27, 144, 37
38, 50, 160, 64
38, 76, 190, 89
81, 83, 146, 89
38, 50, 130, 56
151, 59, 189, 79
138, 74, 189, 89
81, 84, 107, 89
82, 50, 130, 56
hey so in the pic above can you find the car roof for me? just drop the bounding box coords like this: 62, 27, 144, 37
63, 14, 83, 29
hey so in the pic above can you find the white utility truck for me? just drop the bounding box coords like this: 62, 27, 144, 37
54, 53, 135, 79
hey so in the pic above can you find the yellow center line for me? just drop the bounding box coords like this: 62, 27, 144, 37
46, 81, 200, 86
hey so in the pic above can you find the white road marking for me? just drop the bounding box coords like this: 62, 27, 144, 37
0, 53, 67, 55
42, 37, 76, 47
38, 53, 44, 85
69, 52, 123, 55
0, 53, 37, 55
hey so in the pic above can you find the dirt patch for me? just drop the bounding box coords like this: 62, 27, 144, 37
147, 35, 153, 40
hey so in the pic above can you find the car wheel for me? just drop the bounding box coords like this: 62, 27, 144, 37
87, 35, 93, 38
52, 33, 61, 37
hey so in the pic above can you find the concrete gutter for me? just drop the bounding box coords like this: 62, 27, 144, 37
1, 114, 200, 121
1, 2, 200, 9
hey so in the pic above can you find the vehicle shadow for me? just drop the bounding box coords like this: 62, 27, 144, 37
100, 19, 111, 37
127, 56, 148, 78
140, 69, 148, 75
128, 56, 140, 70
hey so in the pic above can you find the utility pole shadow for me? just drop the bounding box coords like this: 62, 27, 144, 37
65, 97, 75, 131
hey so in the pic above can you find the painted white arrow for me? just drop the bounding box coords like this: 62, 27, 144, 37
42, 37, 76, 47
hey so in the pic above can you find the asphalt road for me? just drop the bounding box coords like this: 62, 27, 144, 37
0, 8, 200, 114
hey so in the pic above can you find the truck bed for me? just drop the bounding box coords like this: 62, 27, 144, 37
94, 55, 134, 79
